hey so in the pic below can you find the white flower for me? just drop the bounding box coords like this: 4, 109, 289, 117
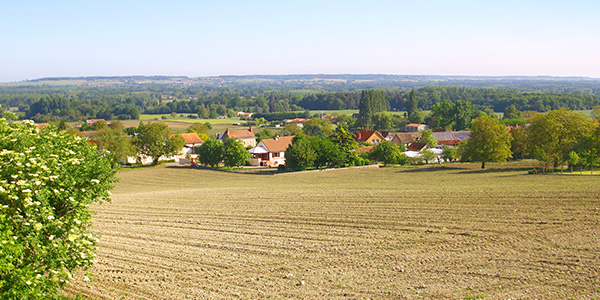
90, 179, 100, 184
83, 276, 90, 282
36, 274, 42, 278
25, 280, 32, 285
49, 235, 54, 240
22, 189, 32, 193
47, 215, 55, 220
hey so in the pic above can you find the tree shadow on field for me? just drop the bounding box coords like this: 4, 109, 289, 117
396, 165, 463, 173
457, 167, 532, 175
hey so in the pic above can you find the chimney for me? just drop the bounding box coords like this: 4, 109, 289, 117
226, 128, 229, 135
249, 126, 253, 133
357, 132, 362, 141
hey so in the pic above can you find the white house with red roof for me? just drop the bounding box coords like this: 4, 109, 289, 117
248, 136, 294, 167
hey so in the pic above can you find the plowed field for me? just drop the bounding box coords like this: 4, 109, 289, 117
66, 165, 600, 299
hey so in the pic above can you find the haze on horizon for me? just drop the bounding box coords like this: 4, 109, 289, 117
1, 0, 599, 83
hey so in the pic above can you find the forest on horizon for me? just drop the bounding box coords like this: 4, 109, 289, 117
1, 74, 599, 123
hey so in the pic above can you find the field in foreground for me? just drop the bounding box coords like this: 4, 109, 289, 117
66, 165, 600, 299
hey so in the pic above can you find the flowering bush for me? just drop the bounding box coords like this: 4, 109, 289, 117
0, 120, 117, 298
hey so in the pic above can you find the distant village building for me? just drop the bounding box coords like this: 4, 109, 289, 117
248, 136, 294, 167
217, 128, 256, 148
353, 129, 385, 145
404, 123, 428, 132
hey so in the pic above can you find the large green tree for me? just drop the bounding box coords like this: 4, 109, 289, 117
359, 90, 387, 128
132, 122, 185, 165
453, 100, 473, 131
528, 108, 596, 168
284, 135, 316, 170
0, 120, 117, 298
95, 124, 135, 164
196, 138, 224, 167
223, 138, 251, 167
462, 115, 512, 169
370, 140, 406, 166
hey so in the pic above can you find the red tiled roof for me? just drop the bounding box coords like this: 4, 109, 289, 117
407, 142, 428, 151
260, 136, 294, 153
355, 146, 374, 153
353, 129, 384, 142
177, 132, 204, 144
406, 123, 425, 127
223, 128, 255, 139
393, 132, 422, 143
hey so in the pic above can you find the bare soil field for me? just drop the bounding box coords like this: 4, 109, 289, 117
65, 165, 600, 299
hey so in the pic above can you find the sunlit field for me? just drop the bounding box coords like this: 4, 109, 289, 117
66, 165, 600, 299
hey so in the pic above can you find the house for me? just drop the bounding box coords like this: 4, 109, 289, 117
85, 118, 107, 125
218, 128, 256, 148
407, 142, 430, 152
283, 118, 308, 127
432, 131, 461, 147
353, 129, 385, 145
249, 136, 294, 167
235, 111, 254, 119
175, 132, 204, 163
379, 131, 395, 141
391, 132, 422, 147
404, 123, 428, 132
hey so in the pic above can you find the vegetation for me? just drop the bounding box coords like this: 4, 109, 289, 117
132, 122, 185, 165
0, 120, 117, 298
462, 115, 513, 169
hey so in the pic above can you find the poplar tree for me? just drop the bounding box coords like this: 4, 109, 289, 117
359, 90, 386, 129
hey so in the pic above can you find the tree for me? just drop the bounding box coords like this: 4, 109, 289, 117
186, 122, 211, 135
132, 122, 185, 165
371, 112, 393, 131
567, 151, 580, 174
441, 145, 460, 162
196, 138, 224, 167
303, 118, 333, 137
0, 120, 117, 298
431, 100, 455, 129
406, 90, 419, 117
591, 105, 600, 121
255, 129, 274, 142
418, 129, 437, 146
453, 100, 473, 131
284, 135, 316, 170
462, 115, 512, 169
282, 123, 302, 136
510, 126, 529, 159
370, 141, 404, 166
359, 90, 386, 128
308, 136, 345, 168
503, 104, 522, 120
528, 108, 595, 169
95, 125, 135, 164
223, 138, 251, 167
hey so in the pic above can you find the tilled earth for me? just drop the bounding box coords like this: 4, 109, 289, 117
65, 165, 600, 299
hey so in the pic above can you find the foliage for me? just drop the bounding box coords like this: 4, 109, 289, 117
94, 125, 135, 164
281, 123, 302, 136
369, 141, 404, 166
453, 100, 473, 131
308, 137, 346, 168
222, 138, 251, 167
186, 122, 212, 135
418, 129, 437, 146
254, 129, 274, 142
303, 118, 333, 137
591, 105, 600, 121
441, 145, 460, 162
284, 135, 316, 170
528, 108, 596, 168
132, 122, 185, 165
462, 115, 512, 169
503, 104, 521, 119
196, 138, 224, 168
359, 90, 387, 128
0, 120, 117, 299
371, 112, 394, 131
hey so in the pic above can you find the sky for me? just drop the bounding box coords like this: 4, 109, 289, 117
1, 0, 599, 82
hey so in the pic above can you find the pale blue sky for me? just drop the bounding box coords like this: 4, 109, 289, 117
1, 0, 599, 82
